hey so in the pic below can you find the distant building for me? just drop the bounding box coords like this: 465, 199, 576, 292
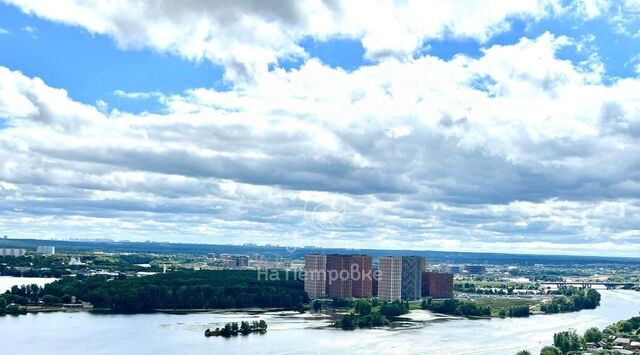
422, 272, 454, 298
326, 254, 353, 299
401, 256, 424, 300
235, 255, 249, 267
304, 254, 327, 299
68, 257, 85, 266
378, 256, 402, 301
208, 259, 235, 268
350, 255, 373, 298
448, 266, 461, 274
36, 246, 56, 255
465, 265, 486, 274
0, 248, 26, 257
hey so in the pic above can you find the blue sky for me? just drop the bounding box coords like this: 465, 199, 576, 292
2, 1, 639, 113
1, 0, 640, 256
2, 1, 640, 116
0, 3, 224, 113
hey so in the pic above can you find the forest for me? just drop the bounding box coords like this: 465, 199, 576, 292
3, 270, 308, 313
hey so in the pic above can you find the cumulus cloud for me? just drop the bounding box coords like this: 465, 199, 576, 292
1, 1, 640, 255
1, 28, 640, 255
2, 0, 562, 80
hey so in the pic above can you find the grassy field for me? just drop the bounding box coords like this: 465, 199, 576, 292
473, 298, 540, 317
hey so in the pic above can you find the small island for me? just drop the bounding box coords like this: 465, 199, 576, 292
205, 320, 268, 337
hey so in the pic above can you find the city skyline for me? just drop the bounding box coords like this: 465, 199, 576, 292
2, 1, 640, 256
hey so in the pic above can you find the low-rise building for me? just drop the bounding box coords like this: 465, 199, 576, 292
422, 272, 454, 298
465, 265, 486, 274
36, 246, 56, 255
0, 248, 26, 257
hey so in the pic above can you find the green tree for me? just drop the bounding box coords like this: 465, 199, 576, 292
583, 327, 602, 343
553, 330, 584, 354
515, 351, 531, 355
539, 346, 562, 355
61, 294, 72, 303
340, 313, 357, 330
240, 321, 251, 335
41, 295, 60, 306
354, 300, 372, 315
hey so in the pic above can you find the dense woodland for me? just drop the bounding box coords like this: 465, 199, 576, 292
541, 287, 601, 314
2, 270, 308, 312
421, 297, 492, 317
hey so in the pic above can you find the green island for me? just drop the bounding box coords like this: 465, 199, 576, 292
515, 316, 640, 354
416, 287, 601, 319
540, 287, 601, 314
330, 299, 410, 330
204, 320, 268, 337
1, 270, 308, 313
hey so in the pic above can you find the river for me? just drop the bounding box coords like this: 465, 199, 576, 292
0, 276, 57, 292
0, 289, 638, 355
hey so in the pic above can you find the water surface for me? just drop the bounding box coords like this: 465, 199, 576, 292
0, 290, 638, 355
0, 276, 57, 292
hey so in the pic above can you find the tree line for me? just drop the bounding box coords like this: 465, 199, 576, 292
205, 320, 268, 337
421, 297, 491, 317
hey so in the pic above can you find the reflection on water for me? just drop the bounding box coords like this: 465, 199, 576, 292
0, 290, 638, 355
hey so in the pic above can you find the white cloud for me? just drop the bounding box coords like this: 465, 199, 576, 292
1, 30, 640, 255
21, 25, 37, 38
113, 90, 165, 100
0, 27, 9, 35
2, 0, 562, 80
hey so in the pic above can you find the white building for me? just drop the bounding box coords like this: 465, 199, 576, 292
36, 246, 56, 255
69, 257, 85, 266
0, 248, 26, 257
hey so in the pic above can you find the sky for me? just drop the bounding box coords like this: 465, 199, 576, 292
1, 1, 640, 256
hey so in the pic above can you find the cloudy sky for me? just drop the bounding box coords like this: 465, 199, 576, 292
1, 1, 640, 256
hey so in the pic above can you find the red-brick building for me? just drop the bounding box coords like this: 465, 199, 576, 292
350, 255, 373, 298
324, 254, 373, 299
422, 272, 454, 298
326, 254, 353, 298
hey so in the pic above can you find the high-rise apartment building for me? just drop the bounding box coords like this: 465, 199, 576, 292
304, 254, 327, 299
378, 256, 402, 301
401, 256, 424, 300
326, 254, 353, 298
350, 255, 373, 298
